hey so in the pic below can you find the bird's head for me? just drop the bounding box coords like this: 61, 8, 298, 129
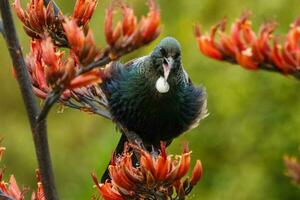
150, 37, 182, 93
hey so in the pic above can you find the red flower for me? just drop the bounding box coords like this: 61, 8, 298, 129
284, 155, 300, 186
25, 38, 104, 99
0, 148, 28, 200
104, 0, 160, 59
13, 0, 66, 43
0, 175, 26, 200
196, 12, 300, 77
93, 143, 203, 200
63, 18, 100, 65
0, 147, 46, 200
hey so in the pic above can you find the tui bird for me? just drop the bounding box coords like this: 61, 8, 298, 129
101, 37, 207, 181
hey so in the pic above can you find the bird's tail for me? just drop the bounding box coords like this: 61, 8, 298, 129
101, 134, 128, 183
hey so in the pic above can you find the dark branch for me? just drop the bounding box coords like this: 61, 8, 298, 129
0, 1, 59, 200
78, 56, 112, 75
36, 90, 62, 123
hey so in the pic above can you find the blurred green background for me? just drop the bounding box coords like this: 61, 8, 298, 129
1, 0, 300, 199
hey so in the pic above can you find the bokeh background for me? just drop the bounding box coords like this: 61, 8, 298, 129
1, 0, 300, 199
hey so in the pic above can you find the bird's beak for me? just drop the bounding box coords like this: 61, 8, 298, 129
163, 57, 174, 81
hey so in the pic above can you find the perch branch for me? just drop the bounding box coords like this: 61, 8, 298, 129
77, 54, 112, 75
0, 1, 59, 200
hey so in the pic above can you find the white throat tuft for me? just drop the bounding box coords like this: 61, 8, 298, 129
155, 76, 170, 93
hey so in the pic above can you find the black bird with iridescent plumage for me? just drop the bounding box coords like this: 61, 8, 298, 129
101, 37, 207, 181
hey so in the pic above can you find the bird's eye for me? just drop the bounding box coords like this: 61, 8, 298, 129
160, 48, 167, 57
174, 52, 180, 59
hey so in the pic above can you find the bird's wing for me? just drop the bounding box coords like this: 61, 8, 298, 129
105, 56, 149, 78
124, 56, 149, 70
182, 68, 193, 85
103, 61, 126, 80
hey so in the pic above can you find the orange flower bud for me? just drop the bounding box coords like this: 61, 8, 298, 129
190, 160, 203, 186
73, 0, 98, 27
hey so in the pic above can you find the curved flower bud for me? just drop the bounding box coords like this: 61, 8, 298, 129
190, 160, 203, 186
73, 0, 98, 27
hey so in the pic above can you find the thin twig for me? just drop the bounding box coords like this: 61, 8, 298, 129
0, 1, 59, 200
36, 90, 62, 122
77, 56, 112, 75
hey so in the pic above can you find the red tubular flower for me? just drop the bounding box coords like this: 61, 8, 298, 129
72, 0, 98, 27
190, 160, 203, 186
196, 12, 300, 77
93, 143, 203, 200
104, 0, 160, 59
0, 147, 5, 161
284, 155, 300, 186
195, 24, 223, 60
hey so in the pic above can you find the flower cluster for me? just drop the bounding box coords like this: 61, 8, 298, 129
13, 0, 67, 46
25, 38, 104, 99
13, 0, 160, 116
0, 147, 45, 200
105, 0, 160, 59
195, 12, 300, 77
284, 154, 300, 187
0, 147, 26, 200
13, 0, 97, 46
0, 175, 26, 200
93, 143, 203, 200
